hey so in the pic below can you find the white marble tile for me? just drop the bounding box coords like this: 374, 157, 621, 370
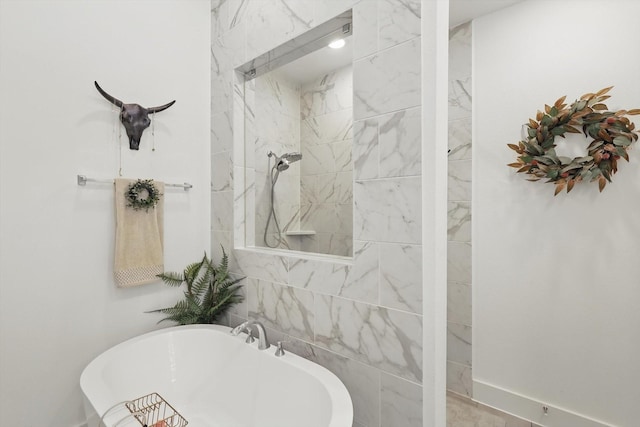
297, 233, 319, 253
378, 0, 421, 51
341, 240, 379, 304
447, 322, 472, 366
212, 190, 233, 232
211, 230, 237, 273
381, 373, 423, 427
448, 201, 471, 242
253, 170, 270, 238
353, 1, 378, 60
300, 202, 351, 236
354, 177, 421, 244
288, 257, 349, 295
380, 243, 422, 314
448, 159, 472, 202
301, 108, 353, 146
285, 340, 381, 427
447, 361, 473, 397
211, 71, 232, 116
226, 276, 248, 319
448, 117, 472, 161
354, 38, 421, 120
447, 241, 472, 285
302, 140, 352, 175
300, 65, 353, 119
245, 0, 316, 61
235, 166, 254, 247
247, 278, 314, 341
334, 140, 353, 172
353, 118, 379, 180
315, 295, 423, 382
254, 110, 300, 172
448, 22, 472, 83
312, 0, 358, 25
447, 393, 506, 427
378, 106, 421, 178
447, 282, 472, 326
302, 143, 334, 175
234, 249, 288, 284
256, 70, 300, 119
227, 0, 250, 29
211, 0, 229, 43
449, 76, 472, 121
317, 232, 352, 257
240, 76, 256, 168
216, 24, 246, 70
212, 151, 233, 191
447, 393, 534, 427
254, 169, 300, 243
301, 171, 352, 206
211, 111, 233, 154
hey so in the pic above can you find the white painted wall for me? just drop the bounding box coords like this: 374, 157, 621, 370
474, 1, 640, 426
0, 1, 210, 425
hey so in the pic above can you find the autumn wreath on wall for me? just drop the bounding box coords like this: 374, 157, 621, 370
508, 87, 640, 195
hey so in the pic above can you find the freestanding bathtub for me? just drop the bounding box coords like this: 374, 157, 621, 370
80, 324, 353, 427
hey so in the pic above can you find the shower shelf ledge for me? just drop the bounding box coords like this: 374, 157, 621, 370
284, 230, 316, 236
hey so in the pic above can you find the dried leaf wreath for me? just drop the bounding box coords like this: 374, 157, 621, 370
508, 87, 640, 195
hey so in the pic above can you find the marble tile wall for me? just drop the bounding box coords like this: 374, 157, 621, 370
447, 22, 473, 397
249, 70, 302, 250
299, 65, 354, 256
210, 1, 423, 426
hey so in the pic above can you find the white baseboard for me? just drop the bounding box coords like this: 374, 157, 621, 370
473, 379, 616, 427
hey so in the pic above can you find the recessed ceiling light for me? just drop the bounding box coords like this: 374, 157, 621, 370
328, 39, 345, 49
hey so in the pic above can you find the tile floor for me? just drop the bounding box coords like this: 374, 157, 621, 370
447, 392, 542, 427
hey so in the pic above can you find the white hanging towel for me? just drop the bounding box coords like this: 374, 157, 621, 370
114, 178, 164, 287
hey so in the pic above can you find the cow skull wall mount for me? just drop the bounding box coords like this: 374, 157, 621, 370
94, 81, 175, 150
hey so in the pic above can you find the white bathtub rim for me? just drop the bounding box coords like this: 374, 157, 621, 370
80, 323, 353, 427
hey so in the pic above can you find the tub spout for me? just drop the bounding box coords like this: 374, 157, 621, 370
230, 320, 270, 350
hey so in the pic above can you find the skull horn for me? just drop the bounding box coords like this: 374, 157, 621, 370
148, 100, 176, 114
94, 81, 176, 150
94, 81, 123, 108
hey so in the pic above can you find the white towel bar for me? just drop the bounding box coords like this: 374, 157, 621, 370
77, 174, 193, 191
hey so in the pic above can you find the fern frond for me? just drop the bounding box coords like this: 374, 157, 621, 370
191, 263, 214, 298
206, 290, 241, 317
218, 245, 229, 272
183, 254, 209, 294
146, 248, 244, 326
202, 284, 215, 311
183, 260, 202, 283
156, 271, 185, 287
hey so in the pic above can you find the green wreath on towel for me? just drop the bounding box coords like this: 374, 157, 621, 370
126, 179, 162, 212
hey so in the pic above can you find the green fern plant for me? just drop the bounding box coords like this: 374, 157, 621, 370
148, 248, 244, 325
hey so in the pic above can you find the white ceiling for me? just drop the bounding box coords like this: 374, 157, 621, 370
275, 0, 525, 85
277, 36, 353, 86
450, 0, 524, 28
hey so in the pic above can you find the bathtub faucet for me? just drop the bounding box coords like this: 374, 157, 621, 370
230, 320, 270, 350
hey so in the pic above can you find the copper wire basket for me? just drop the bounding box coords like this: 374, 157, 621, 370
125, 392, 188, 427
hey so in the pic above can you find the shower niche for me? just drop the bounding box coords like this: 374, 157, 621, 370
237, 11, 353, 257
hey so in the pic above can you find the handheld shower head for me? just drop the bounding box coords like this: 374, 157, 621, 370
267, 151, 302, 172
281, 152, 302, 163
276, 159, 290, 171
